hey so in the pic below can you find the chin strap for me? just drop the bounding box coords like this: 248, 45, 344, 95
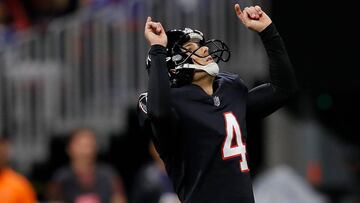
177, 62, 219, 76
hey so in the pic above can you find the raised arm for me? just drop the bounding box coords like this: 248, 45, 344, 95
143, 17, 179, 154
144, 17, 171, 120
235, 4, 298, 119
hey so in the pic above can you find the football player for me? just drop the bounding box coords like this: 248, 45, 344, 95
138, 3, 297, 203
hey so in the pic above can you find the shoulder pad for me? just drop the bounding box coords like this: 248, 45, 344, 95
218, 72, 248, 90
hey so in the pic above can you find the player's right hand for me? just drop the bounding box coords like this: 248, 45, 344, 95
235, 4, 272, 33
144, 17, 167, 47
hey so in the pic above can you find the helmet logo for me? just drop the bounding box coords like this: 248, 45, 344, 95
183, 28, 203, 42
172, 54, 183, 62
183, 28, 194, 34
183, 28, 203, 36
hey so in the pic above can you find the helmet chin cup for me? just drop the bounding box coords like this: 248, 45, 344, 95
179, 62, 219, 77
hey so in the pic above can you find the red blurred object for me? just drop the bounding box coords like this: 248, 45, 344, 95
307, 161, 323, 186
4, 0, 30, 30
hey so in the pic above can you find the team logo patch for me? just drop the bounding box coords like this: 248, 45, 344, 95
213, 96, 220, 107
138, 93, 148, 114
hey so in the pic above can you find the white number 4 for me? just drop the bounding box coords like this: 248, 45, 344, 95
222, 112, 249, 172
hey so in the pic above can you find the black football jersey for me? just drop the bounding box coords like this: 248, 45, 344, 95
139, 72, 255, 202
138, 23, 297, 203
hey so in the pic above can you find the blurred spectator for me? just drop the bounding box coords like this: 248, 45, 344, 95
79, 0, 122, 9
0, 0, 29, 45
132, 142, 180, 203
0, 135, 37, 203
0, 0, 30, 29
23, 0, 78, 26
47, 128, 127, 203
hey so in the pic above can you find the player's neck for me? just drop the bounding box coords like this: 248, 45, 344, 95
192, 75, 215, 96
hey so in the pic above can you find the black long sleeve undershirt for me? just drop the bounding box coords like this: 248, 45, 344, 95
259, 23, 297, 92
147, 45, 172, 121
246, 23, 298, 119
146, 45, 178, 154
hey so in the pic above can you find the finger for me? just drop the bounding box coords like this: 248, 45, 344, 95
145, 17, 151, 31
252, 7, 260, 19
248, 6, 259, 19
146, 23, 160, 35
255, 6, 263, 15
243, 7, 252, 20
146, 16, 152, 23
147, 22, 158, 29
145, 17, 153, 29
158, 23, 165, 34
234, 4, 244, 20
146, 22, 153, 31
156, 23, 162, 33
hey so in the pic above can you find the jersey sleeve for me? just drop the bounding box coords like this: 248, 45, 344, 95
246, 23, 298, 120
138, 45, 179, 156
137, 91, 159, 146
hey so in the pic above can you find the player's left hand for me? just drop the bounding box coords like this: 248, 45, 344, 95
235, 4, 272, 33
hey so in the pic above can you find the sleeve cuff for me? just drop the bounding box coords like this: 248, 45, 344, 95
149, 44, 167, 55
259, 23, 279, 42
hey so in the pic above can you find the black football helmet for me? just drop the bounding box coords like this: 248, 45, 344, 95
146, 28, 231, 87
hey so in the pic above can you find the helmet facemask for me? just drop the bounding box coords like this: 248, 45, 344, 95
174, 39, 231, 67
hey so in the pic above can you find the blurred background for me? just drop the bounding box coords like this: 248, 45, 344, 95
0, 0, 359, 202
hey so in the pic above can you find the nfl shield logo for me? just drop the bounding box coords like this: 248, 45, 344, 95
213, 96, 220, 107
